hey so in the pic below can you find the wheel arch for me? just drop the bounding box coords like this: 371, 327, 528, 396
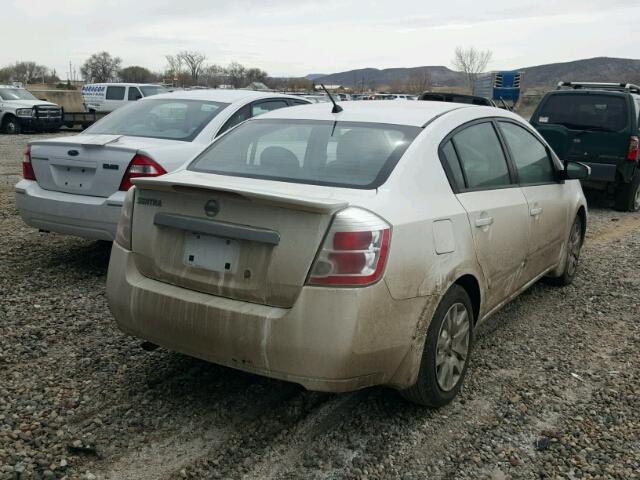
576, 205, 587, 241
452, 274, 481, 324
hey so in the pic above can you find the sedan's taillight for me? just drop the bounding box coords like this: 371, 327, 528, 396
119, 154, 167, 191
307, 207, 391, 287
22, 146, 36, 180
627, 136, 639, 162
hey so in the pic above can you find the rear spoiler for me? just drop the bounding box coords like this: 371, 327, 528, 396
133, 175, 349, 214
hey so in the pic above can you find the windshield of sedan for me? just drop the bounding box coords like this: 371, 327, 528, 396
188, 119, 420, 188
536, 93, 629, 131
140, 85, 168, 97
0, 88, 39, 101
85, 99, 229, 141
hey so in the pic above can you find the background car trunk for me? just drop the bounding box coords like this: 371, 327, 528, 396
30, 135, 136, 197
536, 125, 629, 166
130, 182, 340, 308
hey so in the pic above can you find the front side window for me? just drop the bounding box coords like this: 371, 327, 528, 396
499, 122, 556, 184
536, 93, 628, 131
106, 86, 126, 100
189, 119, 420, 188
128, 87, 142, 101
452, 122, 512, 189
85, 99, 229, 141
251, 100, 289, 117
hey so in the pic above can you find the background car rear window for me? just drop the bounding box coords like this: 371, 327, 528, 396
536, 94, 628, 131
189, 119, 420, 189
105, 86, 126, 100
499, 122, 556, 184
452, 122, 511, 189
85, 99, 229, 141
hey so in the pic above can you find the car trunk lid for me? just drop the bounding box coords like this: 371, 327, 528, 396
130, 172, 351, 308
29, 135, 173, 197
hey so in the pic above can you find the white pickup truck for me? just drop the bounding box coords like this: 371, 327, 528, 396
0, 85, 63, 133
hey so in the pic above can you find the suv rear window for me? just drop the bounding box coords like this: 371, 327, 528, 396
85, 99, 229, 141
536, 93, 628, 132
189, 119, 420, 189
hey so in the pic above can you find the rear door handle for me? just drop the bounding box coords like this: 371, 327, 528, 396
530, 207, 543, 216
475, 217, 494, 228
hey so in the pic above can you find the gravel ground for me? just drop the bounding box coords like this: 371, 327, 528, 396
1, 132, 639, 480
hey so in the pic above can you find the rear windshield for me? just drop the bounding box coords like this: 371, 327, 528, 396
189, 119, 421, 188
85, 99, 228, 141
420, 93, 490, 106
140, 85, 168, 97
536, 93, 629, 131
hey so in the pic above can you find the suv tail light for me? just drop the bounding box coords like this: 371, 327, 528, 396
22, 147, 36, 180
627, 136, 639, 162
119, 154, 167, 191
307, 207, 391, 287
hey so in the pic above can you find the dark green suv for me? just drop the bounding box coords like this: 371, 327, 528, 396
530, 82, 640, 211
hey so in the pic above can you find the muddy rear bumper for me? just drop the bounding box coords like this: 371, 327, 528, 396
106, 242, 431, 392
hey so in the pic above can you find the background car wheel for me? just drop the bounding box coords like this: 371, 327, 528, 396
614, 169, 640, 212
401, 285, 474, 407
545, 215, 584, 286
2, 116, 22, 134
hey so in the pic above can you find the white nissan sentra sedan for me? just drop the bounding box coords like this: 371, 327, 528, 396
106, 101, 589, 406
15, 90, 309, 240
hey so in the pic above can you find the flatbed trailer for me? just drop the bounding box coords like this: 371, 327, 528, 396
62, 111, 109, 129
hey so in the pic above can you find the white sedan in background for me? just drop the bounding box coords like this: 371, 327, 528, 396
107, 101, 589, 406
15, 90, 309, 240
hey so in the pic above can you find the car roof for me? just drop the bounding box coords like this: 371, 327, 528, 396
252, 100, 475, 126
147, 89, 304, 104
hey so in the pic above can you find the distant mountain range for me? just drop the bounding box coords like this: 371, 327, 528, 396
307, 57, 640, 90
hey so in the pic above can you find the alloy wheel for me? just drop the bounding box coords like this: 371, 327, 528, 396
435, 302, 470, 392
566, 218, 582, 277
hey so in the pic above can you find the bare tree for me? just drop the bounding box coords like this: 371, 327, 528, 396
80, 52, 122, 82
227, 62, 246, 88
178, 51, 206, 84
452, 46, 493, 93
406, 68, 433, 94
81, 52, 122, 83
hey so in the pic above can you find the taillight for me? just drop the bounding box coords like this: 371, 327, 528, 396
22, 146, 36, 180
119, 154, 167, 191
307, 208, 391, 287
115, 187, 135, 250
627, 136, 639, 161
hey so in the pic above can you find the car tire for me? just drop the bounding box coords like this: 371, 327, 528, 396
400, 285, 474, 407
614, 169, 640, 212
2, 116, 22, 134
544, 214, 584, 287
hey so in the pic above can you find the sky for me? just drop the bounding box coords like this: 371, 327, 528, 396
2, 0, 639, 79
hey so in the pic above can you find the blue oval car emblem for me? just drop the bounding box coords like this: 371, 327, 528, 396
68, 150, 79, 156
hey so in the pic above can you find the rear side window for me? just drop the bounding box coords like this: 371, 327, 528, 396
218, 106, 250, 135
536, 93, 628, 131
441, 141, 465, 190
452, 122, 511, 189
189, 119, 420, 189
85, 99, 229, 141
251, 100, 289, 117
106, 86, 126, 100
499, 122, 556, 184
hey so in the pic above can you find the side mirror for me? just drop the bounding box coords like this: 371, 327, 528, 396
563, 161, 591, 180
